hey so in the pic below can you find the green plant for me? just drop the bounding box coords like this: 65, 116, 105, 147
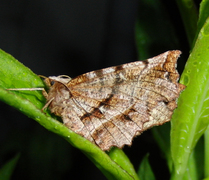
0, 0, 209, 179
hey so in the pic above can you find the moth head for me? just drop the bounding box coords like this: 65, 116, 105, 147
44, 75, 72, 87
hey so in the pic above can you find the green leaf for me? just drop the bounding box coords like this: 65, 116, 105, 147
0, 154, 20, 180
107, 147, 139, 180
137, 154, 155, 180
0, 49, 45, 109
171, 17, 209, 180
0, 49, 138, 180
182, 138, 204, 180
175, 0, 198, 46
194, 0, 209, 44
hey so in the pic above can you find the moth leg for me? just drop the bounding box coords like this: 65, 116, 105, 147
42, 97, 54, 111
42, 89, 48, 99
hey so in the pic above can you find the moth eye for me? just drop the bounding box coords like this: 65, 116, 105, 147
50, 81, 55, 86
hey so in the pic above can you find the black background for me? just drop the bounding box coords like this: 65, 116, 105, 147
0, 0, 200, 179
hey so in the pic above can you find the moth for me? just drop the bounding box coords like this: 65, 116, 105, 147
9, 50, 185, 151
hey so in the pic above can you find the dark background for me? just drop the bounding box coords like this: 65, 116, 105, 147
0, 0, 199, 179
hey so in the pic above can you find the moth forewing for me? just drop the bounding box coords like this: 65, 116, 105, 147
6, 51, 185, 151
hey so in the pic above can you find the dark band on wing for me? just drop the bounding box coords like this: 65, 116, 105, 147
115, 65, 124, 71
80, 94, 114, 121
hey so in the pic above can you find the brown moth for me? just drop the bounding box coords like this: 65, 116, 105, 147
9, 50, 185, 151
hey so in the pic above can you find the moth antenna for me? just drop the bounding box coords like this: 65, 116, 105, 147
7, 75, 47, 91
7, 88, 45, 91
7, 88, 48, 98
39, 75, 48, 79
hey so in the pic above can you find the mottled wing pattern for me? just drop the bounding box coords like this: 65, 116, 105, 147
46, 50, 185, 151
